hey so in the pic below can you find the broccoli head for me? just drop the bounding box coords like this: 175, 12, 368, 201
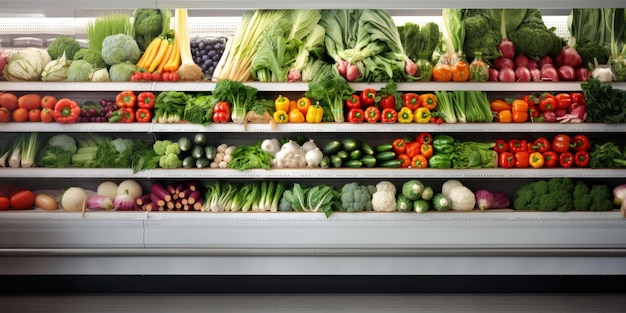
554, 189, 574, 212
508, 27, 558, 59
73, 48, 107, 68
573, 194, 593, 211
341, 182, 373, 212
463, 16, 501, 61
538, 193, 558, 211
576, 44, 610, 70
513, 184, 535, 210
532, 180, 550, 195
548, 177, 574, 194
589, 184, 614, 211
108, 62, 137, 82
101, 34, 141, 66
48, 36, 81, 60
133, 9, 164, 51
572, 181, 590, 199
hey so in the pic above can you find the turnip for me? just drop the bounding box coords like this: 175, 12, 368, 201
117, 179, 143, 200
97, 181, 118, 201
556, 46, 583, 68
61, 187, 88, 212
405, 59, 418, 76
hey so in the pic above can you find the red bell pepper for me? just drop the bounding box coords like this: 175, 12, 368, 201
345, 94, 361, 110
115, 107, 136, 123
360, 88, 376, 106
416, 133, 433, 145
405, 141, 421, 158
494, 139, 509, 154
538, 93, 556, 111
574, 150, 590, 167
53, 98, 80, 123
364, 106, 380, 123
212, 101, 231, 123
542, 151, 559, 168
571, 134, 591, 151
522, 94, 537, 107
135, 108, 152, 123
137, 92, 155, 109
530, 137, 551, 153
392, 138, 406, 155
555, 93, 572, 110
514, 151, 530, 168
347, 108, 365, 123
401, 93, 422, 110
499, 152, 515, 168
570, 92, 586, 106
559, 152, 574, 168
380, 108, 397, 123
552, 134, 572, 154
378, 94, 396, 110
115, 90, 136, 108
508, 139, 527, 153
397, 154, 411, 168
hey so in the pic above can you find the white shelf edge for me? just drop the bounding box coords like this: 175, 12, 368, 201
0, 168, 150, 178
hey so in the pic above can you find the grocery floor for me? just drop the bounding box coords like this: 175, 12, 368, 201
1, 293, 625, 313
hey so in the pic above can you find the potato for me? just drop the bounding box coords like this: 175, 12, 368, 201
35, 193, 58, 210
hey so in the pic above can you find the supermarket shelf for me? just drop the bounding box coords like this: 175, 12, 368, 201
2, 168, 625, 179
5, 122, 626, 134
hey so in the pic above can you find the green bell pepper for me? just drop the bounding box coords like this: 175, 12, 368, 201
428, 154, 452, 168
432, 134, 455, 155
433, 134, 454, 145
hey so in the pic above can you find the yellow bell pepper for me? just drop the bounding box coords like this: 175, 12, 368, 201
397, 107, 414, 123
273, 110, 289, 123
274, 95, 290, 112
413, 107, 431, 124
288, 108, 305, 123
306, 103, 324, 123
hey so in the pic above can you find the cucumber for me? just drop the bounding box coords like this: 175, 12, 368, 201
379, 159, 401, 168
360, 155, 377, 168
331, 155, 343, 168
193, 133, 208, 145
341, 138, 360, 152
196, 158, 210, 169
320, 156, 331, 169
336, 150, 349, 160
178, 137, 192, 152
344, 159, 363, 168
182, 156, 196, 168
373, 143, 393, 153
349, 149, 362, 160
204, 145, 217, 160
375, 151, 397, 162
321, 140, 342, 156
191, 145, 205, 159
361, 142, 375, 156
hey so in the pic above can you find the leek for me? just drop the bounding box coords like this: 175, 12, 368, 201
20, 132, 39, 168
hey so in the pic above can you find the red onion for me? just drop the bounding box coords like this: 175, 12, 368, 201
555, 109, 567, 117
493, 57, 514, 70
538, 55, 553, 69
499, 67, 516, 82
530, 68, 542, 81
498, 38, 516, 59
526, 58, 538, 70
405, 59, 418, 76
515, 66, 531, 82
541, 66, 559, 81
543, 111, 557, 122
492, 191, 510, 209
345, 63, 361, 81
114, 192, 136, 211
557, 105, 587, 122
514, 54, 530, 68
557, 65, 576, 81
86, 195, 113, 211
488, 68, 499, 81
475, 189, 495, 211
556, 46, 582, 68
575, 67, 589, 81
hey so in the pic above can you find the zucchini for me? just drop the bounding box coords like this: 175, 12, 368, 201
360, 155, 377, 168
178, 136, 192, 152
341, 138, 360, 152
196, 158, 210, 169
204, 145, 217, 160
344, 159, 363, 168
336, 150, 349, 160
320, 156, 331, 169
349, 149, 362, 160
182, 156, 196, 168
331, 155, 343, 168
361, 142, 375, 155
373, 143, 393, 153
379, 159, 401, 168
321, 140, 342, 156
191, 145, 204, 159
375, 151, 396, 162
193, 133, 208, 145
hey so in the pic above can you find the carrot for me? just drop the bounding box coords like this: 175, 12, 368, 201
0, 92, 18, 111
156, 41, 174, 73
17, 93, 42, 110
149, 39, 170, 72
164, 33, 181, 72
490, 99, 512, 112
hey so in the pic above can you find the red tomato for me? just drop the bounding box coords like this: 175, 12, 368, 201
28, 109, 41, 122
12, 108, 28, 122
132, 72, 143, 81
40, 108, 54, 123
151, 72, 160, 81
143, 72, 152, 81
40, 95, 57, 109
161, 72, 170, 81
169, 72, 179, 82
0, 108, 10, 123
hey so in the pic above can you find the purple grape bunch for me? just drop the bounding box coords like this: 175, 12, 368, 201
77, 99, 118, 122
190, 36, 226, 80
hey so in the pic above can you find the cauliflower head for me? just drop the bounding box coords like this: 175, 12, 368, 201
101, 34, 141, 66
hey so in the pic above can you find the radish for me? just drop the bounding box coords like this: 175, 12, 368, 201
345, 63, 361, 81
405, 59, 418, 76
336, 59, 348, 76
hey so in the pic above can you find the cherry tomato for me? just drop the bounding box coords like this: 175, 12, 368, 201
28, 109, 41, 122
169, 72, 179, 82
142, 72, 152, 81
132, 72, 143, 81
160, 72, 170, 81
151, 72, 160, 81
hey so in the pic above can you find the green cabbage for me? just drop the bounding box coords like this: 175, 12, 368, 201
3, 48, 51, 81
